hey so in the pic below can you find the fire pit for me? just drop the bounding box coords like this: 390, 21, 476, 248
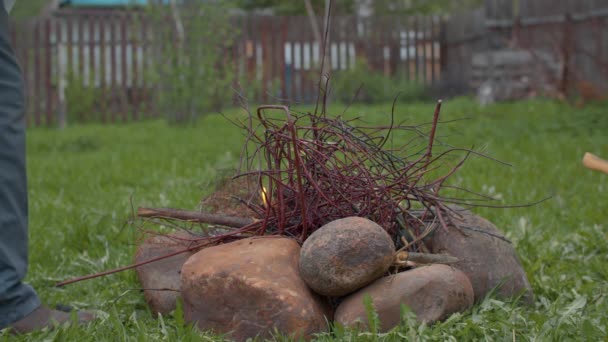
57, 98, 534, 340
128, 101, 533, 340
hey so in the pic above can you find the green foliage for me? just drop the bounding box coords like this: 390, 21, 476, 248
145, 1, 238, 123
235, 0, 355, 15
332, 59, 428, 104
235, 0, 484, 16
10, 0, 48, 19
64, 72, 106, 123
11, 98, 608, 340
372, 0, 484, 15
363, 294, 380, 335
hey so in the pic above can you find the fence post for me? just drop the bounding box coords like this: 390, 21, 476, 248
56, 17, 67, 129
559, 12, 572, 95
33, 20, 41, 126
439, 17, 447, 79
511, 16, 520, 46
44, 19, 53, 126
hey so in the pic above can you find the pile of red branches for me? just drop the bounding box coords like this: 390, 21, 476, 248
233, 102, 460, 246
137, 99, 475, 255
57, 98, 493, 287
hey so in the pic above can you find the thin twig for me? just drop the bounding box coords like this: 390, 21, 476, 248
137, 207, 255, 228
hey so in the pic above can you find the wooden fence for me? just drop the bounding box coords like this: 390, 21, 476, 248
11, 10, 443, 127
12, 0, 608, 127
442, 0, 608, 95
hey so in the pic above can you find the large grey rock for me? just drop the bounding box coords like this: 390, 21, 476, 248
299, 217, 395, 297
427, 208, 534, 304
181, 237, 331, 341
134, 232, 199, 315
335, 265, 474, 331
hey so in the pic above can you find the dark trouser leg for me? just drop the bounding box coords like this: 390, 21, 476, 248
0, 6, 40, 329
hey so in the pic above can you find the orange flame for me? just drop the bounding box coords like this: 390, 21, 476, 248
260, 186, 269, 207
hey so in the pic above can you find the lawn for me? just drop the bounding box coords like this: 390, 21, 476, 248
4, 97, 608, 340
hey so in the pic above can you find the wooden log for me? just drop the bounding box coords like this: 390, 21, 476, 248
394, 251, 459, 266
137, 207, 255, 228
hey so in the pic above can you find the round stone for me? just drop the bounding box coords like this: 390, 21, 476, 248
299, 217, 395, 297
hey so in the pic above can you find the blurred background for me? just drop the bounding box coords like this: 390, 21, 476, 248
9, 0, 608, 125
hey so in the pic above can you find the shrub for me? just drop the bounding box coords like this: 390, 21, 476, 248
64, 72, 105, 123
332, 59, 428, 104
145, 1, 238, 123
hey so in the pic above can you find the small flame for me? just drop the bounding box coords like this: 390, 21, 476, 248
260, 186, 269, 207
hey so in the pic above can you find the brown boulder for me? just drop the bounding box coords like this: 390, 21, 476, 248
335, 265, 474, 331
135, 232, 199, 315
427, 207, 533, 304
299, 217, 395, 297
181, 237, 331, 341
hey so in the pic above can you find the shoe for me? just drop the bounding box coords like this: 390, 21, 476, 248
8, 305, 95, 334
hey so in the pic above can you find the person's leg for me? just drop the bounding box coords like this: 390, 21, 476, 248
0, 4, 41, 330
0, 7, 94, 333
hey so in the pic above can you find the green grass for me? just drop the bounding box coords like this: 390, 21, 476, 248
3, 97, 608, 340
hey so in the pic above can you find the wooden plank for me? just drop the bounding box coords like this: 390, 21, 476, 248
270, 17, 279, 102
66, 16, 73, 77
388, 16, 399, 79
261, 18, 269, 103
483, 0, 491, 20
308, 24, 316, 103
335, 17, 342, 73
298, 16, 306, 103
110, 13, 117, 122
296, 16, 308, 103
131, 12, 140, 121
120, 13, 128, 121
313, 15, 323, 105
413, 16, 419, 83
430, 15, 436, 84
280, 17, 287, 100
57, 18, 69, 128
260, 17, 274, 103
289, 19, 296, 102
403, 16, 410, 81
44, 17, 55, 126
99, 14, 107, 122
254, 16, 261, 103
78, 15, 85, 107
33, 20, 41, 126
299, 16, 306, 103
231, 16, 240, 106
89, 15, 96, 122
245, 16, 256, 101
302, 17, 309, 103
270, 17, 280, 102
346, 16, 355, 71
380, 17, 388, 77
421, 16, 428, 85
439, 18, 447, 81
309, 16, 321, 102
141, 13, 151, 118
292, 17, 300, 102
503, 0, 514, 20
